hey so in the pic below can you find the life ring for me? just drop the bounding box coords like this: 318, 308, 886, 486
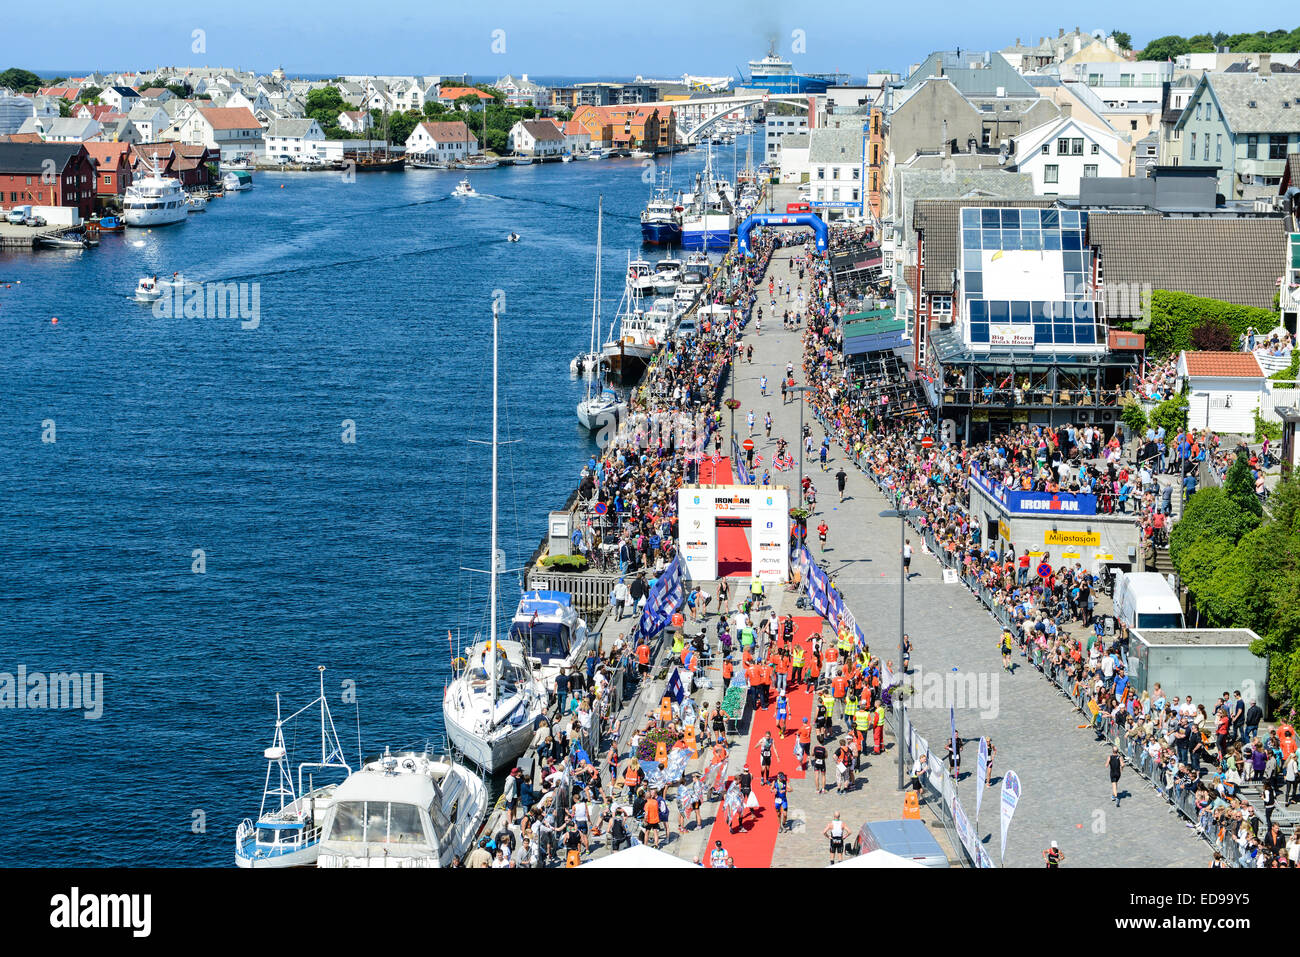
648, 338, 657, 348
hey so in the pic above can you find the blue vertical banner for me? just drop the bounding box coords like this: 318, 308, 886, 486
633, 554, 686, 642
732, 438, 753, 486
999, 770, 1022, 865
974, 737, 989, 824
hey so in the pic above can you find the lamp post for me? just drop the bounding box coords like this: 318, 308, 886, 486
879, 506, 921, 790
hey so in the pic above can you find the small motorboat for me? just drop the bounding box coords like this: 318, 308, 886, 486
134, 272, 186, 303
187, 193, 208, 213
451, 178, 477, 198
36, 234, 88, 250
507, 232, 520, 243
630, 149, 653, 160
89, 215, 124, 233
569, 352, 605, 377
512, 156, 532, 166
561, 153, 573, 163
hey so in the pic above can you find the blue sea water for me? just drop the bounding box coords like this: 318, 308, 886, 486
0, 143, 749, 866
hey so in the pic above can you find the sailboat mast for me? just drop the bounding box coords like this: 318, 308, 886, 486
489, 300, 499, 705
587, 196, 603, 401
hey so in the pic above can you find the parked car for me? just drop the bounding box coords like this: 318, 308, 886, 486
30, 215, 46, 227
853, 819, 949, 867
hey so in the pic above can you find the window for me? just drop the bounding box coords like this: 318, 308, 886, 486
1042, 143, 1050, 154
1071, 138, 1084, 156
1195, 104, 1202, 120
1092, 143, 1100, 154
831, 167, 839, 179
1057, 137, 1069, 154
1088, 74, 1102, 86
1203, 136, 1209, 161
1270, 134, 1288, 160
831, 187, 840, 201
1215, 134, 1221, 162
932, 295, 952, 316
1083, 164, 1098, 178
851, 166, 859, 179
817, 167, 825, 179
1190, 132, 1197, 158
104, 175, 111, 185
1120, 74, 1134, 87
852, 188, 859, 201
1130, 120, 1138, 131
1247, 134, 1259, 159
1044, 164, 1059, 184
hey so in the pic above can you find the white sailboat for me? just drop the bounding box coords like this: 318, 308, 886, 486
578, 197, 626, 430
443, 301, 548, 772
235, 666, 352, 868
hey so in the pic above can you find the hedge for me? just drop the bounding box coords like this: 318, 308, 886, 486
1137, 291, 1277, 358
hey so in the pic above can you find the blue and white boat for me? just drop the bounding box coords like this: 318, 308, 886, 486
640, 187, 683, 246
747, 40, 837, 94
508, 590, 592, 692
235, 667, 353, 869
680, 147, 735, 250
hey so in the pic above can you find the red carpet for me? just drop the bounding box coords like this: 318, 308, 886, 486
706, 616, 824, 867
698, 454, 735, 485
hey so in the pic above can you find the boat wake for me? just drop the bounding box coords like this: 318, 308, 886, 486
210, 236, 519, 285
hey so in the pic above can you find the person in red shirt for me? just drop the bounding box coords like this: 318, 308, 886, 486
831, 672, 848, 722
798, 718, 812, 770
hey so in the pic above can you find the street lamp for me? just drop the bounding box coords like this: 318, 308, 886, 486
879, 506, 921, 790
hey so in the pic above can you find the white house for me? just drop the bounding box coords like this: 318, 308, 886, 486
1013, 111, 1124, 196
507, 119, 565, 158
494, 74, 547, 108
1176, 351, 1268, 432
338, 110, 372, 134
264, 118, 326, 161
404, 120, 478, 161
126, 104, 169, 142
806, 128, 868, 222
100, 86, 141, 113
43, 117, 102, 142
177, 106, 264, 156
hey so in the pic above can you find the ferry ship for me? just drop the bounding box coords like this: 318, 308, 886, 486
747, 40, 837, 95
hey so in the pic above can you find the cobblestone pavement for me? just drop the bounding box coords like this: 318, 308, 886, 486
723, 244, 1208, 868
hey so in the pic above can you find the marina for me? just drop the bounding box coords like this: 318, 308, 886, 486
2, 14, 1296, 918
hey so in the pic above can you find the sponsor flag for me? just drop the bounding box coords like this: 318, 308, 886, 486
999, 770, 1021, 864
974, 737, 989, 823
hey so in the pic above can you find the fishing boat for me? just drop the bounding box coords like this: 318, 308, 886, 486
222, 169, 254, 192
123, 158, 190, 227
87, 215, 124, 233
234, 666, 352, 869
443, 301, 547, 773
508, 591, 593, 693
640, 187, 683, 246
315, 746, 487, 868
600, 273, 655, 382
680, 147, 735, 250
458, 155, 499, 170
653, 258, 683, 295
451, 178, 477, 198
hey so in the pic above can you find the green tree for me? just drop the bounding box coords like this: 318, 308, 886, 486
1121, 399, 1148, 436
1187, 33, 1216, 52
58, 98, 73, 117
1150, 393, 1188, 434
1141, 34, 1190, 61
79, 85, 102, 102
1112, 31, 1133, 51
0, 67, 43, 93
1170, 486, 1259, 568
1223, 456, 1263, 518
422, 101, 449, 119
165, 83, 190, 98
306, 85, 346, 115
380, 109, 420, 145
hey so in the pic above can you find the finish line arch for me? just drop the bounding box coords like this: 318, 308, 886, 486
737, 212, 828, 258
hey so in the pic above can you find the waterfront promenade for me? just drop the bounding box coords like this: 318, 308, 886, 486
723, 243, 1206, 867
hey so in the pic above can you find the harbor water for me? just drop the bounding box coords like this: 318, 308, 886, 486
0, 142, 753, 865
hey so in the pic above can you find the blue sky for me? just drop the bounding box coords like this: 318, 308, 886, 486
18, 0, 1273, 78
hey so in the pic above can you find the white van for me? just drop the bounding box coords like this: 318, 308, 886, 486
1113, 571, 1185, 630
6, 204, 33, 224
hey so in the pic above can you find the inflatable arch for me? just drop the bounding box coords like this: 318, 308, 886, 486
737, 212, 828, 257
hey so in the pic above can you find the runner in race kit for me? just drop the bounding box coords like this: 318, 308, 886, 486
823, 813, 847, 864
759, 731, 775, 785
773, 772, 789, 831
1107, 745, 1123, 807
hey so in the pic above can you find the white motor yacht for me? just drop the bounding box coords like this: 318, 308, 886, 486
507, 591, 593, 693
315, 747, 487, 868
123, 161, 189, 227
653, 258, 683, 295
134, 273, 186, 302
451, 178, 477, 198
627, 259, 657, 298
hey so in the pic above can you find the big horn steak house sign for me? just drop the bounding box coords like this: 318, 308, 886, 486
677, 485, 790, 582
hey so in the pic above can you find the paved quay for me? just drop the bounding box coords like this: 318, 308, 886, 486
723, 242, 1207, 868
